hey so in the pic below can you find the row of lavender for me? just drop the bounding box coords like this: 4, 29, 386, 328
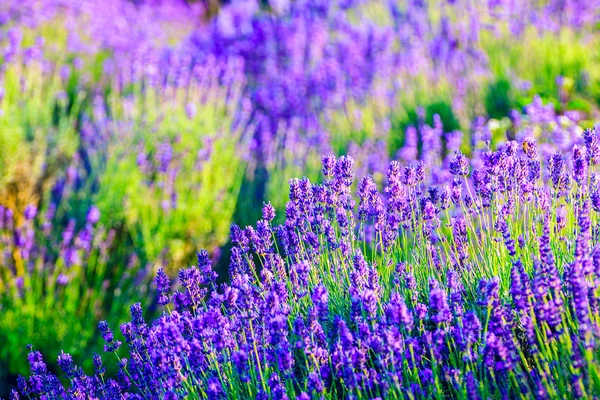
4, 0, 599, 221
203, 0, 600, 217
11, 128, 600, 398
0, 0, 599, 390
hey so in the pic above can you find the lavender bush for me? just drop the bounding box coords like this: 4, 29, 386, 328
11, 126, 600, 398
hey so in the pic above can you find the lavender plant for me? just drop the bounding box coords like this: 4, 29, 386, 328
12, 126, 600, 399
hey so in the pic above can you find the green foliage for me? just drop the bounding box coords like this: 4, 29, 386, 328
95, 86, 245, 271
483, 27, 600, 112
485, 78, 513, 119
0, 61, 80, 217
0, 225, 148, 377
389, 99, 461, 157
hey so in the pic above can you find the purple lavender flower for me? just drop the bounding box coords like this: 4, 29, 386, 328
98, 321, 121, 352
262, 202, 276, 221
449, 151, 469, 176
311, 284, 329, 321
548, 153, 569, 191
421, 199, 436, 221
178, 266, 205, 307
402, 165, 418, 186
583, 128, 600, 166
428, 282, 451, 325
56, 351, 75, 379
322, 154, 336, 177
154, 268, 171, 305
185, 102, 197, 119
522, 137, 538, 159
86, 206, 100, 225
56, 274, 69, 286
334, 156, 355, 189
291, 260, 311, 297
93, 353, 105, 376
572, 145, 587, 184
23, 205, 37, 221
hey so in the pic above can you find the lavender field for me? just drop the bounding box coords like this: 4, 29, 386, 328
1, 0, 600, 398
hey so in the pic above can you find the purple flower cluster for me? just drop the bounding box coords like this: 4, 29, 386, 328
181, 0, 600, 174
0, 202, 109, 285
